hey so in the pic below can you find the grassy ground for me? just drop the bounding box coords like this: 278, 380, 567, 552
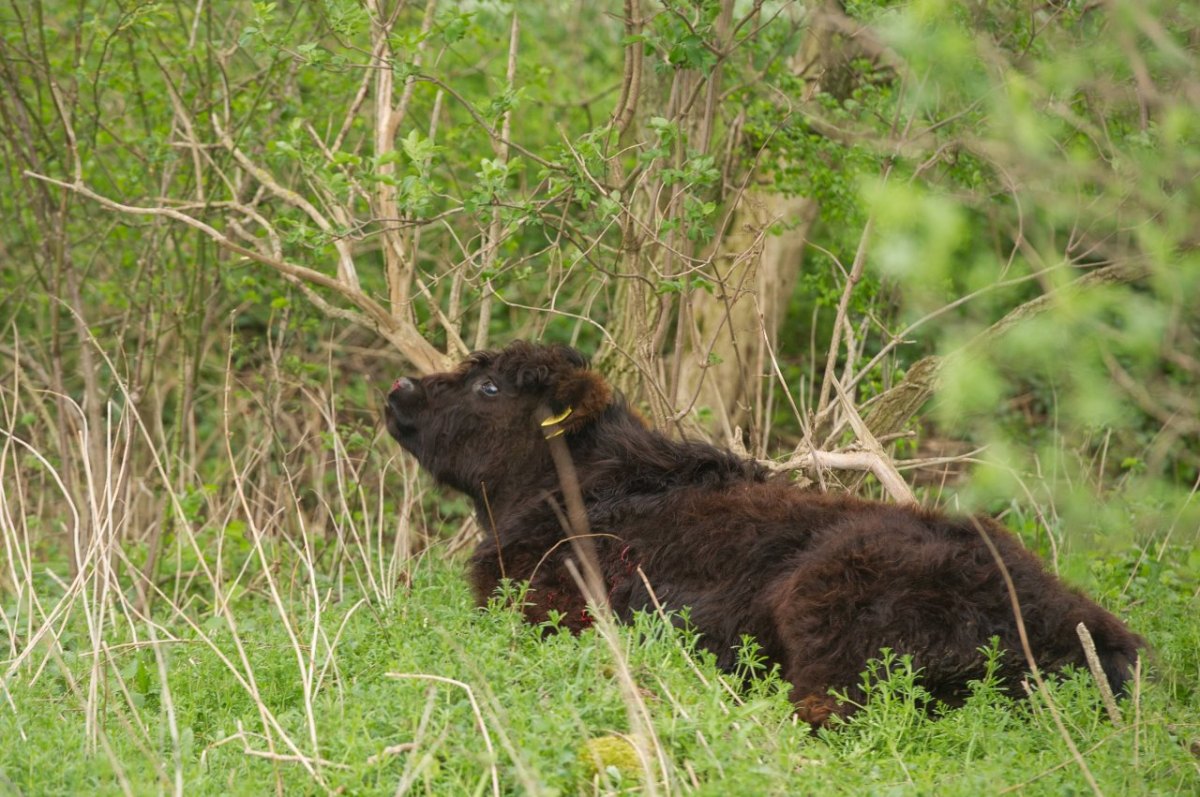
1, 534, 1197, 796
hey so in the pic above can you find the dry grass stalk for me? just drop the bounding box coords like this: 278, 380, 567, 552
973, 519, 1104, 797
1075, 622, 1124, 727
384, 673, 501, 797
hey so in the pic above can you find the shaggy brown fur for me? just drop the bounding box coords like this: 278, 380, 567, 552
384, 342, 1143, 726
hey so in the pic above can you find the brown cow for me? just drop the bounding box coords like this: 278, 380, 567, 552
384, 341, 1143, 725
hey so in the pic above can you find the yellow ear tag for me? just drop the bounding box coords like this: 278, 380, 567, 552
540, 406, 574, 427
544, 426, 567, 439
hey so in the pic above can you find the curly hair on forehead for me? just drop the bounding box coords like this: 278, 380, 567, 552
460, 343, 609, 424
467, 342, 589, 382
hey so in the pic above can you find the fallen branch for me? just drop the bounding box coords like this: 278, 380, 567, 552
829, 373, 915, 504
769, 449, 916, 505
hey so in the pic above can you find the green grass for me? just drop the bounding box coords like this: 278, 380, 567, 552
2, 540, 1197, 796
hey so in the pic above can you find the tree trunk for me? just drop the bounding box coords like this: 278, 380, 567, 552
677, 188, 818, 446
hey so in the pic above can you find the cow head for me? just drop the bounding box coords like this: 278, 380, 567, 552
384, 342, 612, 504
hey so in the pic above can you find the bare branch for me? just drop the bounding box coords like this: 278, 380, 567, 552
610, 0, 644, 136
368, 0, 439, 319
474, 10, 520, 351
25, 171, 449, 372
210, 116, 361, 290
815, 161, 890, 422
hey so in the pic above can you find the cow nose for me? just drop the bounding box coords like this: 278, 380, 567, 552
390, 377, 415, 394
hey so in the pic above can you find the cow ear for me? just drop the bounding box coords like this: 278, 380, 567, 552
547, 370, 612, 434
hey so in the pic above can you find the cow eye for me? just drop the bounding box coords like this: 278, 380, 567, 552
477, 379, 500, 397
